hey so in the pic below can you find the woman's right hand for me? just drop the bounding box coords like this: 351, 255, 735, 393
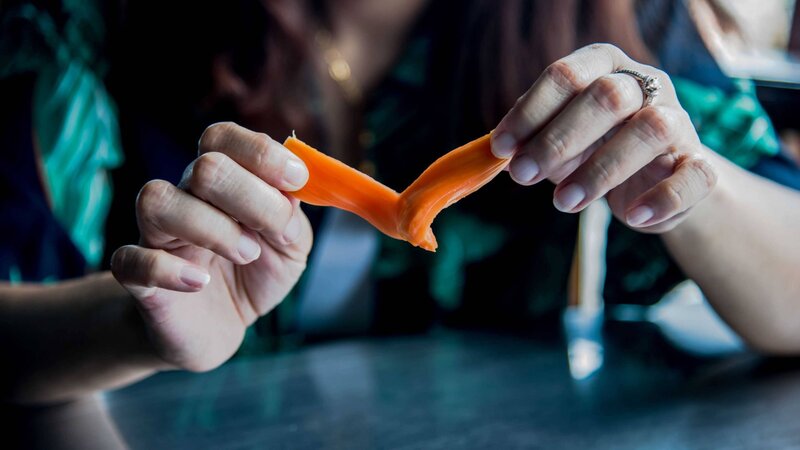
111, 122, 312, 372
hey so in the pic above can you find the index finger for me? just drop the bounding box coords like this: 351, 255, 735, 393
491, 44, 632, 158
198, 122, 309, 192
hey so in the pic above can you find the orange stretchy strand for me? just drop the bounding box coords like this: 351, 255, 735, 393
283, 133, 508, 252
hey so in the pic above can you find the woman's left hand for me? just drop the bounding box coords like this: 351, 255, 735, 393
492, 44, 717, 233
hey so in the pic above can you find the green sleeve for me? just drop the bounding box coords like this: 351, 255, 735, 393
1, 1, 123, 269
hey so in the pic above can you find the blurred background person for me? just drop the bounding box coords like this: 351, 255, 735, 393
1, 0, 800, 406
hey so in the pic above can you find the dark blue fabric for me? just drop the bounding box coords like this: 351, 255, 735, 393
652, 1, 736, 92
0, 76, 87, 282
750, 151, 800, 191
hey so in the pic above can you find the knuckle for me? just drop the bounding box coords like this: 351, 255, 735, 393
252, 133, 278, 172
206, 235, 237, 261
662, 182, 684, 211
540, 130, 570, 161
110, 245, 134, 272
587, 157, 620, 190
589, 43, 626, 60
587, 77, 629, 115
138, 250, 161, 278
137, 179, 174, 218
111, 246, 156, 284
687, 156, 718, 190
592, 43, 618, 53
636, 107, 675, 143
276, 197, 295, 226
191, 152, 230, 193
501, 95, 530, 134
256, 193, 293, 233
199, 121, 237, 150
517, 104, 539, 131
544, 60, 583, 95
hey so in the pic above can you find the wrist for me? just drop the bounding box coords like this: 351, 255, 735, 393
103, 274, 172, 374
663, 147, 736, 241
1, 273, 169, 404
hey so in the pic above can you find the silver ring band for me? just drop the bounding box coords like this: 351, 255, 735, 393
614, 69, 662, 107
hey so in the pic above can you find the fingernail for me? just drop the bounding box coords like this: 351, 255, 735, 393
284, 159, 309, 190
180, 266, 210, 288
509, 154, 540, 184
237, 234, 262, 262
554, 183, 586, 212
492, 132, 517, 158
283, 212, 302, 244
626, 205, 654, 227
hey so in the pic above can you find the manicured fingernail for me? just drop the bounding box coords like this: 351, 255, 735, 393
180, 266, 210, 288
283, 212, 302, 244
626, 205, 654, 227
492, 133, 517, 158
284, 159, 309, 190
554, 183, 586, 212
237, 234, 261, 262
509, 154, 540, 184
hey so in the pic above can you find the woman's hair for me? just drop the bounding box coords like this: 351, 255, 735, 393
110, 0, 310, 141
471, 0, 660, 124
111, 0, 664, 142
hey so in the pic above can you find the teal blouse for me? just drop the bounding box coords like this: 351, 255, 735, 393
0, 0, 123, 275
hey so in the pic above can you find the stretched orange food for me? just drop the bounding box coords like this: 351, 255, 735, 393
283, 133, 508, 251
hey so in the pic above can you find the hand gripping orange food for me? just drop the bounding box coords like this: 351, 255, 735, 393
283, 133, 508, 251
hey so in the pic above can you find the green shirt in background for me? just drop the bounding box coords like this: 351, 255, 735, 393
0, 0, 123, 272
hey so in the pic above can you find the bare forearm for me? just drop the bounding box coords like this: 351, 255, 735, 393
663, 151, 800, 353
0, 272, 164, 404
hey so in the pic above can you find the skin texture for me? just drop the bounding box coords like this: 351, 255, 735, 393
662, 150, 800, 354
2, 0, 433, 404
3, 4, 800, 405
492, 43, 800, 353
0, 273, 160, 403
492, 44, 716, 234
111, 123, 313, 372
1, 123, 313, 404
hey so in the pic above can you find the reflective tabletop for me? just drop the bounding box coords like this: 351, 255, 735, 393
8, 323, 800, 449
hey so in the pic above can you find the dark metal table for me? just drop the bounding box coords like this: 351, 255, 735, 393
9, 325, 800, 449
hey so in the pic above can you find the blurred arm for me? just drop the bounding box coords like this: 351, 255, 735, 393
663, 149, 800, 354
0, 272, 163, 405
